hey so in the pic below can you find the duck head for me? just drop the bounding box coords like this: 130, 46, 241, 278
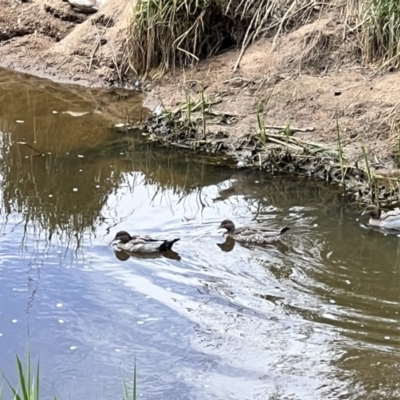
218, 219, 236, 234
110, 231, 132, 245
361, 205, 381, 219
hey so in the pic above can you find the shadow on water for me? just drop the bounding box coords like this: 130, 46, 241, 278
1, 68, 400, 399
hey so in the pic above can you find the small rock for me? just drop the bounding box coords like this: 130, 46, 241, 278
67, 0, 98, 14
334, 90, 341, 96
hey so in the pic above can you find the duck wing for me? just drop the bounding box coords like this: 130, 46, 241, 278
380, 209, 400, 230
236, 226, 289, 237
129, 234, 162, 243
256, 226, 290, 237
381, 208, 400, 218
231, 226, 289, 244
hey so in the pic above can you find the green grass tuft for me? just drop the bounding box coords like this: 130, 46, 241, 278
1, 351, 137, 400
358, 0, 400, 66
122, 359, 137, 400
2, 350, 40, 400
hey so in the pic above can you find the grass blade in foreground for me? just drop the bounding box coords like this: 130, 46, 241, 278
1, 351, 137, 399
122, 361, 137, 400
2, 352, 40, 400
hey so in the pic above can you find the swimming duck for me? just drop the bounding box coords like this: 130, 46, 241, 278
218, 219, 290, 244
111, 231, 180, 253
361, 205, 400, 230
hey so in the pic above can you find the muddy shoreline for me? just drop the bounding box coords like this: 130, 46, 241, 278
0, 0, 137, 89
134, 106, 393, 208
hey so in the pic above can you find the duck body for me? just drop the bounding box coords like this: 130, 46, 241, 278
218, 219, 290, 244
362, 205, 400, 230
111, 231, 180, 253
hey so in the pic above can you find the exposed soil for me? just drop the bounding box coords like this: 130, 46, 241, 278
2, 2, 400, 201
0, 0, 131, 86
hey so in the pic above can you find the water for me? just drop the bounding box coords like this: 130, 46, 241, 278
0, 68, 400, 400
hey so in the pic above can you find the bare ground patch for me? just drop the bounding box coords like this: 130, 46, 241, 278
0, 0, 131, 86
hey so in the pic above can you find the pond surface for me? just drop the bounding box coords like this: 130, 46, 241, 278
0, 68, 400, 400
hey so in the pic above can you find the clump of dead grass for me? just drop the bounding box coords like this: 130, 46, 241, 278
122, 0, 400, 78
123, 0, 329, 77
299, 30, 338, 72
347, 0, 400, 66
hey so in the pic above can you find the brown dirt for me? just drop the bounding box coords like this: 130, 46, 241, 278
1, 3, 400, 175
0, 0, 131, 86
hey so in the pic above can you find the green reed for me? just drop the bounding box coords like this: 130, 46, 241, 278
1, 351, 137, 400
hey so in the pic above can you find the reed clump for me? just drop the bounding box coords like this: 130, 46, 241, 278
124, 0, 328, 77
124, 0, 400, 77
348, 0, 400, 66
1, 350, 137, 400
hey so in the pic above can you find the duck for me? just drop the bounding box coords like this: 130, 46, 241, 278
217, 219, 290, 244
110, 231, 180, 253
361, 205, 400, 230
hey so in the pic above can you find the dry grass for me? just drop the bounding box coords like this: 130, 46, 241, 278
123, 0, 400, 78
124, 0, 330, 77
298, 30, 337, 72
345, 0, 400, 66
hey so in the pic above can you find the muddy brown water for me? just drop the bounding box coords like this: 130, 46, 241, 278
0, 67, 400, 400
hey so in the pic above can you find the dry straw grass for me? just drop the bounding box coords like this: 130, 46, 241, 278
345, 0, 400, 66
123, 0, 328, 77
123, 0, 400, 78
346, 0, 400, 150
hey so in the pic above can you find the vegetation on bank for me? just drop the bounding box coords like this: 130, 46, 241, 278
1, 351, 137, 400
124, 0, 400, 76
139, 84, 400, 206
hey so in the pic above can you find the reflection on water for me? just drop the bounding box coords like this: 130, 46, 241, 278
1, 68, 400, 399
114, 249, 182, 261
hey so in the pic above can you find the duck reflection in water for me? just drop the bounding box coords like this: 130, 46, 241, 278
216, 236, 236, 252
113, 249, 181, 261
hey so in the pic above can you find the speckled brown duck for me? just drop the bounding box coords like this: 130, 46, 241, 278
218, 219, 290, 244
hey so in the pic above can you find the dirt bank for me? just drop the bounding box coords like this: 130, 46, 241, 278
0, 0, 132, 87
2, 2, 400, 203
145, 12, 398, 168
